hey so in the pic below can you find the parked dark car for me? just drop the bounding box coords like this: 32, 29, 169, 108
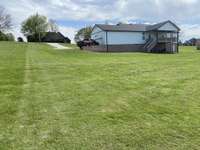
77, 39, 99, 49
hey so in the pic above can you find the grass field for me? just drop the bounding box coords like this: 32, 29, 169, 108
0, 41, 200, 150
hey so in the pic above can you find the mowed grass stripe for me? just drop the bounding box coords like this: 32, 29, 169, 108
0, 42, 27, 149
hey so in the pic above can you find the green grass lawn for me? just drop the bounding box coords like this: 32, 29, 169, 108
0, 42, 200, 150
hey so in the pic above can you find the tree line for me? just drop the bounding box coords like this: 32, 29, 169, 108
0, 6, 59, 42
0, 6, 14, 41
0, 5, 93, 43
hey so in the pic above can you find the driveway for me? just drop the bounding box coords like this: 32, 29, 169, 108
47, 43, 70, 49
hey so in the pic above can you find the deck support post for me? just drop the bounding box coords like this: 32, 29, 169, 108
106, 31, 108, 52
177, 32, 179, 53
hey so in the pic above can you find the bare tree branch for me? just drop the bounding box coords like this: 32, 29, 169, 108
48, 19, 59, 32
0, 6, 12, 32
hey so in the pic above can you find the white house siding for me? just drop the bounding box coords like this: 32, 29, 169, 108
92, 26, 102, 33
91, 27, 106, 45
158, 22, 178, 32
107, 32, 145, 45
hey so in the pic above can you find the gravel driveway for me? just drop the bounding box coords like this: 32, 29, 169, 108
47, 43, 70, 49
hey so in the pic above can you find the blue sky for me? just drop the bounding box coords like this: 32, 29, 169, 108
1, 0, 200, 42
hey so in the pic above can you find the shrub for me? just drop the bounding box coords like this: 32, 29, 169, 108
17, 37, 24, 42
0, 31, 15, 41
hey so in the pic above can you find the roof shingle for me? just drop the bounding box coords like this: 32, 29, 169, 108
95, 20, 180, 32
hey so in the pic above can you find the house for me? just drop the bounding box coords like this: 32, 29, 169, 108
27, 32, 71, 43
183, 38, 197, 46
42, 32, 71, 43
88, 20, 180, 53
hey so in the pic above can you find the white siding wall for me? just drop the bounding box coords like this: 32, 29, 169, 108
107, 32, 145, 45
158, 22, 178, 32
92, 26, 146, 45
91, 27, 106, 45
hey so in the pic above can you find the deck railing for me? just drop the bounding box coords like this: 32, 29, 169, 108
157, 32, 177, 43
158, 37, 177, 43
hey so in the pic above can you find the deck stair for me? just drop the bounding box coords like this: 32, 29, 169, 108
144, 38, 157, 52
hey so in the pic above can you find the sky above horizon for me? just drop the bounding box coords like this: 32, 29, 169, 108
1, 0, 200, 42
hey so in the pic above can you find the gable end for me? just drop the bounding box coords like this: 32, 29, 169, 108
158, 21, 180, 32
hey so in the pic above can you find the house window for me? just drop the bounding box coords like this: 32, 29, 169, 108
167, 33, 171, 38
142, 33, 145, 40
172, 33, 177, 38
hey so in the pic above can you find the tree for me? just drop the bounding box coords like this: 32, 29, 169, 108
0, 6, 12, 32
21, 13, 49, 42
0, 32, 14, 41
0, 6, 14, 42
74, 26, 92, 42
6, 33, 15, 41
48, 19, 59, 32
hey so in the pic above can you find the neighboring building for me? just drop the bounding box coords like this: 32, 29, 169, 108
183, 38, 197, 46
27, 32, 71, 43
88, 20, 180, 53
42, 32, 71, 43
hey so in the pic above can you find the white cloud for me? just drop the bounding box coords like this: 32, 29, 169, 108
59, 26, 77, 43
10, 25, 26, 41
1, 0, 200, 41
180, 24, 200, 41
176, 0, 198, 4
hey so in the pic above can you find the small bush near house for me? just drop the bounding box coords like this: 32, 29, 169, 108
17, 37, 24, 42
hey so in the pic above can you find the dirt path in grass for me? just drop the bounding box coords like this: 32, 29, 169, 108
47, 43, 70, 49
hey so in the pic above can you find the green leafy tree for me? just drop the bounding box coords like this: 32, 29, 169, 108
0, 32, 15, 41
21, 13, 48, 42
6, 33, 15, 41
74, 26, 92, 42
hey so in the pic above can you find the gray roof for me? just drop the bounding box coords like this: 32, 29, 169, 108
96, 24, 148, 32
95, 20, 180, 32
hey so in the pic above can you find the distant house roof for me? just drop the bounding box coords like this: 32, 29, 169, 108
42, 32, 71, 43
95, 20, 180, 32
